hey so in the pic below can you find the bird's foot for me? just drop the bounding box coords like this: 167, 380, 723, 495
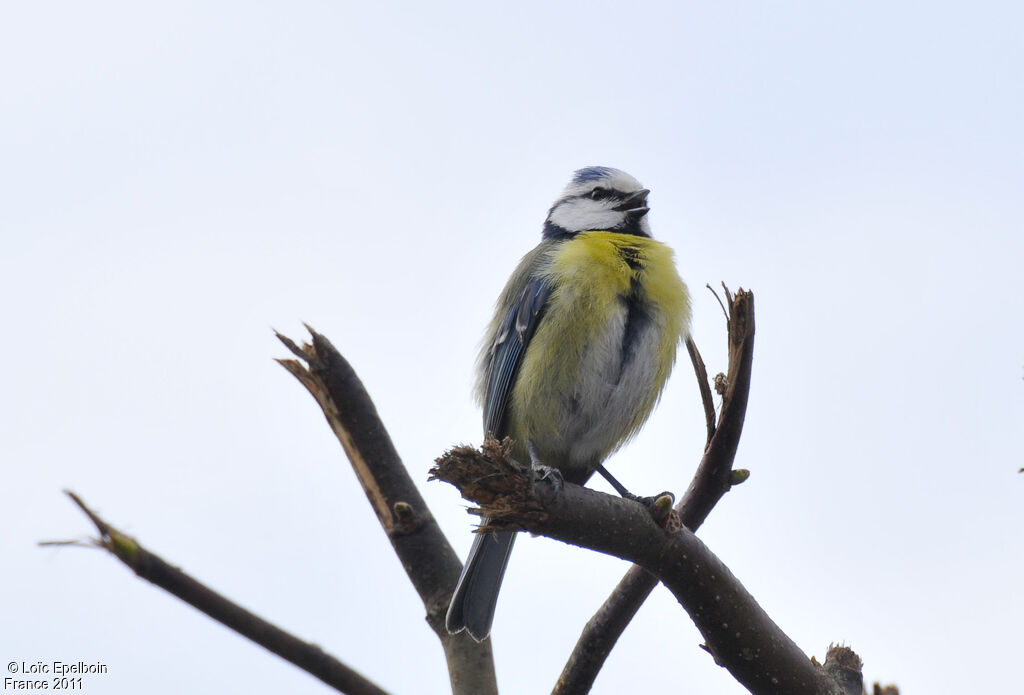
636, 491, 679, 530
531, 463, 564, 493
630, 491, 675, 509
527, 440, 563, 493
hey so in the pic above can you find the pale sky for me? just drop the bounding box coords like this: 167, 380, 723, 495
3, 2, 1022, 694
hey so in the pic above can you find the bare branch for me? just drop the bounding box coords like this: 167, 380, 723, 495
431, 447, 860, 695
61, 491, 390, 695
679, 287, 755, 526
554, 288, 755, 694
822, 645, 866, 695
708, 282, 729, 320
685, 335, 716, 443
276, 327, 497, 695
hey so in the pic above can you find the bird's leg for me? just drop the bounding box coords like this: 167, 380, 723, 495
594, 463, 674, 508
527, 440, 563, 493
594, 463, 634, 498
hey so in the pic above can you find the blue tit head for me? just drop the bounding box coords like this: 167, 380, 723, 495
542, 166, 652, 240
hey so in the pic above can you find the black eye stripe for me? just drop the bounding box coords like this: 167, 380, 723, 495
588, 187, 614, 200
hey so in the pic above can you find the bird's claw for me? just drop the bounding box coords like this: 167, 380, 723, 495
626, 491, 677, 529
527, 441, 563, 493
530, 462, 564, 493
633, 491, 675, 510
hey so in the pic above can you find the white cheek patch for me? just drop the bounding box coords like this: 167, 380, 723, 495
549, 199, 623, 233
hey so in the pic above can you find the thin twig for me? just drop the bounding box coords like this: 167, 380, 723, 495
708, 282, 729, 321
61, 491, 390, 695
685, 335, 716, 444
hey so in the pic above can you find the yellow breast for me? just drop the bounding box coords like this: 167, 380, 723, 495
507, 231, 691, 467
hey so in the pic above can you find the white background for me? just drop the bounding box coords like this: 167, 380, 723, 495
3, 2, 1022, 693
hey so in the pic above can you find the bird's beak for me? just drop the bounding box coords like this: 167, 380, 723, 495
614, 188, 650, 217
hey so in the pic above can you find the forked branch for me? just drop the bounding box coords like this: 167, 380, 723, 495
276, 327, 497, 695
431, 438, 863, 695
555, 287, 755, 694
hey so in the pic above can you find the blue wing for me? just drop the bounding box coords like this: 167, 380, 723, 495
481, 274, 552, 438
449, 257, 553, 640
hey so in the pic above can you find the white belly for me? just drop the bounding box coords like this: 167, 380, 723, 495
534, 304, 663, 472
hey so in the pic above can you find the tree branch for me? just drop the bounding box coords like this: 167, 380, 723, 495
431, 445, 862, 695
686, 335, 717, 444
276, 327, 497, 695
554, 288, 755, 694
58, 491, 390, 695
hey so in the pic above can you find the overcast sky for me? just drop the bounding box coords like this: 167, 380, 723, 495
3, 2, 1022, 694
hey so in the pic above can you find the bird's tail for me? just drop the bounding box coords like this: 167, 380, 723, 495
445, 526, 516, 641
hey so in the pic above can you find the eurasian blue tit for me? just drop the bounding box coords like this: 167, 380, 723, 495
446, 166, 692, 642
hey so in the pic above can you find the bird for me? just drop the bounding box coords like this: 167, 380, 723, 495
445, 166, 692, 642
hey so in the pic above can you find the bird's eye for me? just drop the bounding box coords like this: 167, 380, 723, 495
588, 187, 611, 200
